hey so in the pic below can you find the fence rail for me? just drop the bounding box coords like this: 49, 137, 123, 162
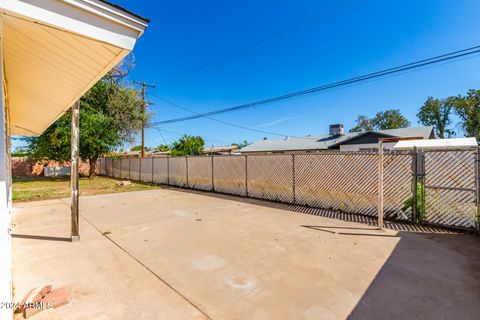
97, 149, 480, 231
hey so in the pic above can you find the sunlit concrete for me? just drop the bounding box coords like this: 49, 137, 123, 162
11, 189, 480, 319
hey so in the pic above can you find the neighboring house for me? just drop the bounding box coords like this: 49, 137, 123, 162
122, 150, 143, 158
240, 124, 434, 154
393, 137, 478, 150
204, 145, 239, 155
0, 1, 148, 317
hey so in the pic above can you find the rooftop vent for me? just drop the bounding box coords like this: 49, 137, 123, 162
329, 124, 344, 136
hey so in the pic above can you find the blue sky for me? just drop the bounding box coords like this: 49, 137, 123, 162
15, 0, 480, 149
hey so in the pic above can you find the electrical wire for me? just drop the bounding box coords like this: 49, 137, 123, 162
147, 93, 309, 139
148, 45, 480, 126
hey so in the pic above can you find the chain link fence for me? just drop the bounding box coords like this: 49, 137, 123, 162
423, 149, 478, 229
97, 149, 480, 231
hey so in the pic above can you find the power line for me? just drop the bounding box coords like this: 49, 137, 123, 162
148, 45, 480, 126
148, 93, 304, 138
151, 124, 230, 145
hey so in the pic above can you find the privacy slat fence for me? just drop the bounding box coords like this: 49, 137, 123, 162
97, 149, 480, 231
423, 149, 477, 229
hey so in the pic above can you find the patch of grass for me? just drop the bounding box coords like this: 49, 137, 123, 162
12, 176, 161, 202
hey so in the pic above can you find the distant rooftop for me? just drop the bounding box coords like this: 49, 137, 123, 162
393, 137, 478, 150
240, 126, 434, 153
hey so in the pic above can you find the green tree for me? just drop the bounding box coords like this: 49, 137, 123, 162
417, 97, 454, 138
349, 115, 373, 132
170, 135, 205, 156
453, 89, 480, 139
231, 140, 250, 148
370, 109, 410, 130
24, 73, 143, 176
155, 144, 170, 152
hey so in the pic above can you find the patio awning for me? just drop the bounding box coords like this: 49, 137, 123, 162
0, 0, 149, 136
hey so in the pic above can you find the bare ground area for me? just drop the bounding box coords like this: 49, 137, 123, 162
12, 176, 161, 202
11, 188, 480, 320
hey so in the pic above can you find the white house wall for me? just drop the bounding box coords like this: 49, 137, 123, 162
0, 19, 12, 319
339, 142, 397, 152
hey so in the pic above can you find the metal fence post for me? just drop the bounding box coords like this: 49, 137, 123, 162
211, 156, 215, 191
128, 158, 131, 179
139, 157, 142, 181
120, 158, 123, 179
412, 147, 418, 224
292, 154, 296, 204
245, 155, 248, 197
475, 147, 480, 233
167, 156, 170, 185
151, 157, 154, 183
378, 140, 384, 230
186, 156, 189, 188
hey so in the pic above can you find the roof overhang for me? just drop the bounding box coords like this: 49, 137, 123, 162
0, 0, 149, 135
393, 138, 479, 150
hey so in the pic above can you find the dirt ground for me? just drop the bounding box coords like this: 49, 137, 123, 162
11, 188, 480, 319
12, 176, 160, 202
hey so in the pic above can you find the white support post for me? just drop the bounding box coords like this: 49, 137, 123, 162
71, 101, 80, 241
378, 140, 384, 230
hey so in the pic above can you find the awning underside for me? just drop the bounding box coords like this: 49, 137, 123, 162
4, 14, 128, 136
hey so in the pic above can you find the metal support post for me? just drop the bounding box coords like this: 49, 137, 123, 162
412, 147, 418, 224
378, 140, 384, 230
292, 154, 296, 204
245, 155, 248, 197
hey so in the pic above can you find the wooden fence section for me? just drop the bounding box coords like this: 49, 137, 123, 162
97, 149, 480, 231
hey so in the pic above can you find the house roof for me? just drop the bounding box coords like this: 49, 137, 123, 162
98, 0, 150, 23
240, 126, 434, 153
204, 146, 239, 153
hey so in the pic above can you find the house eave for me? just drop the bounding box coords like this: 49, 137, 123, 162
0, 0, 148, 50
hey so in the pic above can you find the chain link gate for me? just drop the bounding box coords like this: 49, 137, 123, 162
423, 148, 479, 229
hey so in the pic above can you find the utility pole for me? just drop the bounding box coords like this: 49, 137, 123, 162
134, 81, 155, 158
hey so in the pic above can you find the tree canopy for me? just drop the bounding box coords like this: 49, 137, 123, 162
452, 89, 480, 139
370, 109, 410, 130
154, 144, 170, 152
417, 97, 454, 138
231, 140, 251, 148
349, 115, 374, 132
349, 109, 410, 132
169, 135, 205, 156
24, 59, 144, 176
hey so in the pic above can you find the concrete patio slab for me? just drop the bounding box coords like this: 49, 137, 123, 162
11, 188, 480, 319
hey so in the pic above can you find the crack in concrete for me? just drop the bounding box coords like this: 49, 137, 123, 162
58, 199, 213, 319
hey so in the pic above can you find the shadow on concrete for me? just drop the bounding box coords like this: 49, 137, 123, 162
11, 234, 71, 242
347, 232, 480, 319
164, 186, 462, 235
301, 225, 401, 237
